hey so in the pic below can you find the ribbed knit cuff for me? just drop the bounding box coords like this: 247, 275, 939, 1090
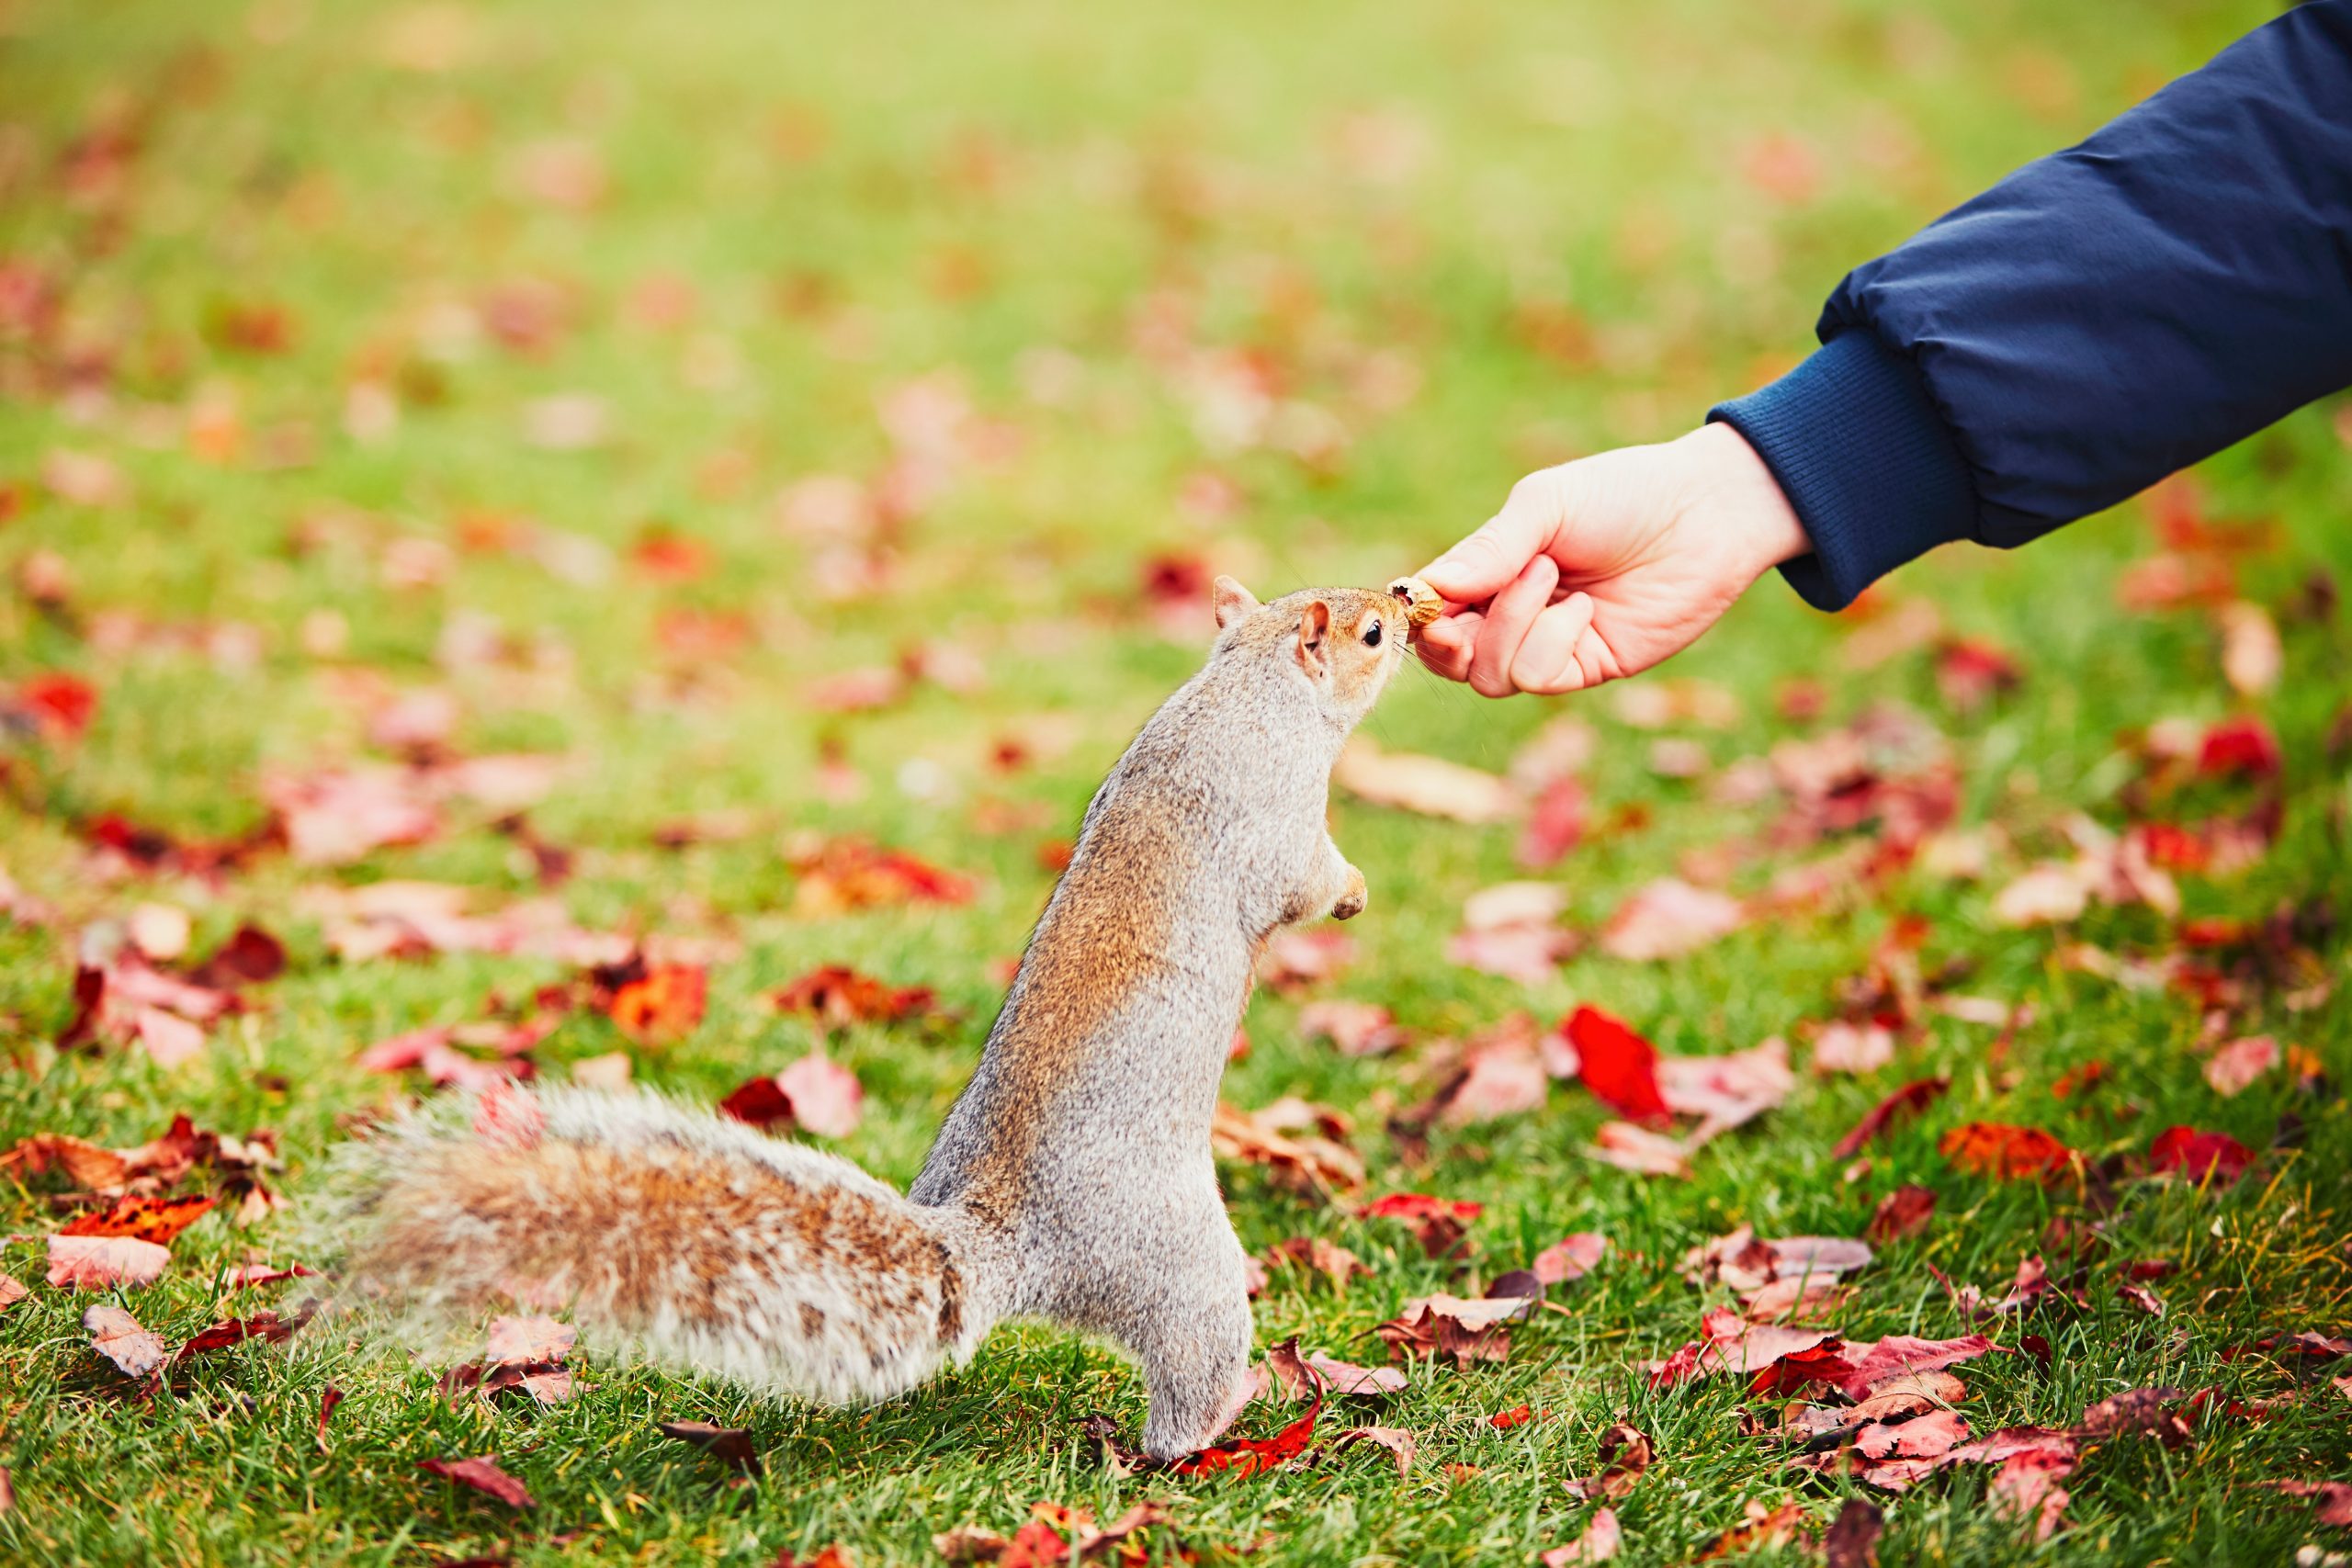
1707, 331, 1979, 612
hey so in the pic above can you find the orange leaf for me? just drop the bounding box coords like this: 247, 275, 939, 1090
60, 1193, 216, 1246
1938, 1122, 2075, 1181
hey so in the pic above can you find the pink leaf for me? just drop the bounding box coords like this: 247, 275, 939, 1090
47, 1234, 171, 1290
777, 1051, 863, 1139
1599, 878, 1745, 961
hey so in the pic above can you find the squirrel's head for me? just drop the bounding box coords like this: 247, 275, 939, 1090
1209, 577, 1406, 728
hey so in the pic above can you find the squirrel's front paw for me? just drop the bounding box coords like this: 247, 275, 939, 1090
1330, 865, 1368, 920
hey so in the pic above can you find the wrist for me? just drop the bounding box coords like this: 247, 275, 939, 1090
1679, 422, 1810, 580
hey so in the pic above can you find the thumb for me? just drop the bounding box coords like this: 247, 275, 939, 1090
1419, 478, 1562, 607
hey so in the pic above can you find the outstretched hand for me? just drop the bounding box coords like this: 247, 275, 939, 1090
1414, 423, 1810, 697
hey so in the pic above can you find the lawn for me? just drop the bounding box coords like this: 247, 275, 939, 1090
2, 0, 2348, 1562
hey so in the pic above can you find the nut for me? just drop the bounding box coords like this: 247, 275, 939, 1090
1385, 575, 1442, 637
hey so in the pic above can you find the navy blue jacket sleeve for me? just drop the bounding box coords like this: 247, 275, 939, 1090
1710, 0, 2352, 610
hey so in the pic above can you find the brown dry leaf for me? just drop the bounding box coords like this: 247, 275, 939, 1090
0, 1274, 26, 1313
1212, 1101, 1364, 1198
772, 965, 938, 1028
1562, 1424, 1652, 1502
85, 1303, 169, 1378
1697, 1501, 1810, 1560
1824, 1499, 1883, 1568
1263, 1236, 1370, 1292
1334, 1425, 1417, 1475
416, 1454, 537, 1507
655, 1420, 762, 1474
1333, 738, 1519, 824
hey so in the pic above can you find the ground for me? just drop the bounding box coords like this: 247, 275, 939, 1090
1, 0, 2347, 1563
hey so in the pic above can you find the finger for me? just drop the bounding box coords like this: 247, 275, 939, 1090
1466, 556, 1559, 698
1509, 592, 1598, 695
1416, 610, 1482, 682
1419, 475, 1563, 607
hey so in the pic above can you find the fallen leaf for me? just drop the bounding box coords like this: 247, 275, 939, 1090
60, 1193, 216, 1246
1215, 1102, 1364, 1198
2196, 716, 2282, 780
47, 1234, 171, 1289
1811, 1021, 1894, 1076
1697, 1500, 1809, 1560
484, 1314, 575, 1368
85, 1303, 168, 1378
1357, 1191, 1479, 1255
790, 838, 977, 916
2216, 601, 2282, 696
1517, 775, 1588, 868
1532, 1232, 1608, 1285
718, 1075, 795, 1128
416, 1455, 537, 1508
777, 1051, 864, 1138
772, 965, 936, 1028
0, 1275, 25, 1312
1257, 930, 1354, 991
1599, 878, 1745, 960
1333, 739, 1518, 823
1833, 1077, 1950, 1158
175, 1307, 311, 1357
1299, 999, 1407, 1057
2265, 1480, 2352, 1529
1562, 1424, 1651, 1502
1992, 864, 2089, 927
1172, 1336, 1322, 1475
1588, 1121, 1691, 1178
656, 1420, 761, 1473
1303, 1351, 1408, 1396
1866, 1185, 1938, 1244
597, 959, 708, 1044
1564, 1006, 1669, 1124
1445, 923, 1577, 984
1334, 1425, 1416, 1475
2203, 1035, 2277, 1097
1541, 1506, 1621, 1564
1939, 1122, 2075, 1181
1262, 1237, 1371, 1293
2148, 1125, 2255, 1183
1824, 1499, 1883, 1568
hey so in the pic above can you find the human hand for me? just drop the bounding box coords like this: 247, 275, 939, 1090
1415, 423, 1810, 696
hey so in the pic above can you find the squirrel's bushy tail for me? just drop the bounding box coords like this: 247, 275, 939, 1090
316, 1086, 990, 1405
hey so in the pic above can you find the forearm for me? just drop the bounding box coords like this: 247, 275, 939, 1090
1714, 0, 2352, 609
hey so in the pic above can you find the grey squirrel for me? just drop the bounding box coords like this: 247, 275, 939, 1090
323, 578, 1421, 1459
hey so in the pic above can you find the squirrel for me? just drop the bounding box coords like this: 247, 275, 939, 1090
322, 578, 1418, 1459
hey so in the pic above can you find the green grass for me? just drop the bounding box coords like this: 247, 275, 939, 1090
3, 0, 2349, 1562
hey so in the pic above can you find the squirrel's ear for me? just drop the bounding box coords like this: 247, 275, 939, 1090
1295, 598, 1331, 676
1212, 576, 1259, 631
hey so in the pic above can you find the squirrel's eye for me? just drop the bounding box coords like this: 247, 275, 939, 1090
1363, 621, 1384, 648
